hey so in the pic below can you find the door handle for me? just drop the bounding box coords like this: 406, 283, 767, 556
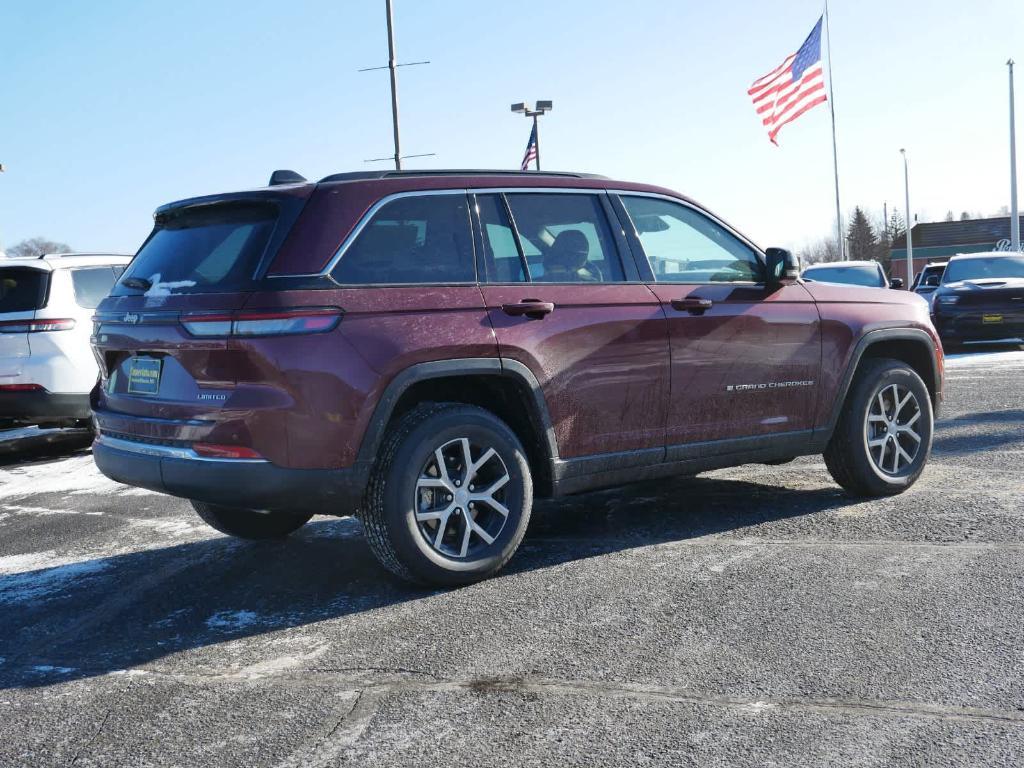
502, 300, 555, 319
671, 297, 713, 315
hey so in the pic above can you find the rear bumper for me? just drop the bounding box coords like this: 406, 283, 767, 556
0, 390, 91, 423
93, 434, 368, 514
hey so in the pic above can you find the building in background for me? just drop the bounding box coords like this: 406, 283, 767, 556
890, 215, 1024, 284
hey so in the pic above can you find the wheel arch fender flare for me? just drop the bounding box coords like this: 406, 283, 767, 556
819, 327, 941, 443
354, 357, 559, 468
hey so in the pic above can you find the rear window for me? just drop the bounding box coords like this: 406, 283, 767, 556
113, 203, 278, 296
0, 267, 49, 312
71, 267, 120, 308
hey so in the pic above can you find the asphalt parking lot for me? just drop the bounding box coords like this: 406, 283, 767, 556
1, 348, 1023, 767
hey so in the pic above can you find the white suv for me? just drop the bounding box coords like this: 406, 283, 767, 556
0, 253, 131, 426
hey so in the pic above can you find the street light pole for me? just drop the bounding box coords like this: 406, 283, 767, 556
511, 101, 553, 170
901, 149, 913, 288
1009, 59, 1020, 253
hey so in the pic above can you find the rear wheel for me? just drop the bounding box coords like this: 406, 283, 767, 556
191, 501, 313, 539
361, 403, 532, 586
824, 358, 933, 497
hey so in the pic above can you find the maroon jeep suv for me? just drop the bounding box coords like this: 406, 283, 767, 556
92, 170, 943, 585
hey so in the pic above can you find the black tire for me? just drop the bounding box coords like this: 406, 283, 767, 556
361, 403, 533, 587
190, 501, 313, 539
824, 358, 933, 497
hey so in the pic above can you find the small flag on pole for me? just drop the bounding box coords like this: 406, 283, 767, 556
521, 123, 539, 170
749, 17, 828, 145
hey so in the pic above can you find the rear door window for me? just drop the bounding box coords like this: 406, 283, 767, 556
502, 193, 625, 283
332, 194, 476, 284
71, 267, 120, 308
0, 267, 49, 312
113, 203, 278, 296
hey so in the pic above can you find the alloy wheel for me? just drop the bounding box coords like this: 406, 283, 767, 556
864, 383, 923, 476
414, 437, 512, 559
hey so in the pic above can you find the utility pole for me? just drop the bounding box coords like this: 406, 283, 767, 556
1009, 59, 1020, 252
901, 149, 914, 288
359, 1, 433, 168
385, 0, 401, 170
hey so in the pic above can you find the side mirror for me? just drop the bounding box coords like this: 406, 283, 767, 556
924, 275, 941, 287
765, 247, 800, 286
889, 277, 904, 290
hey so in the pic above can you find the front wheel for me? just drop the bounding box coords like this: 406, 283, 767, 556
361, 403, 533, 587
191, 501, 313, 539
824, 358, 933, 497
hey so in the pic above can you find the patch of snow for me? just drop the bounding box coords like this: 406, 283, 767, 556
205, 610, 262, 631
945, 349, 1024, 369
143, 273, 196, 299
0, 558, 110, 605
0, 453, 159, 500
30, 665, 76, 675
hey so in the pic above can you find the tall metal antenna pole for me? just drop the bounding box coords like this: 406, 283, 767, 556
901, 149, 914, 288
1009, 59, 1020, 252
824, 0, 844, 260
386, 0, 402, 171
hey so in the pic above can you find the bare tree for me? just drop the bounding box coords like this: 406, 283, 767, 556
798, 235, 841, 265
7, 237, 72, 259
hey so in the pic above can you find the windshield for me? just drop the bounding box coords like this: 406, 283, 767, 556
943, 256, 1024, 283
113, 203, 278, 296
0, 267, 49, 313
803, 264, 882, 288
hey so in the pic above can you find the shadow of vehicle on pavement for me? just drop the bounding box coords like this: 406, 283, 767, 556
1, 474, 859, 690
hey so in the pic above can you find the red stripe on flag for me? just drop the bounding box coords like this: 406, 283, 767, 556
748, 54, 796, 92
768, 93, 828, 144
763, 79, 825, 126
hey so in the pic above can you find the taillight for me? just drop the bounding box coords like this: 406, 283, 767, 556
181, 308, 341, 338
0, 384, 45, 392
193, 443, 264, 459
0, 318, 76, 333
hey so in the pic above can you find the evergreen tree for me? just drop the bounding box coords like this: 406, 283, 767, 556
846, 207, 878, 261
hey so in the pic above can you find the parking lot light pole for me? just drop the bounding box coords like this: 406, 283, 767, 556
1010, 59, 1020, 253
901, 149, 913, 288
511, 101, 553, 170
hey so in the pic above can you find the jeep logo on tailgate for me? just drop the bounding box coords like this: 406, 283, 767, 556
122, 313, 141, 324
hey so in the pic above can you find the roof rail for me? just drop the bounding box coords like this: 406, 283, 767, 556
40, 252, 132, 260
318, 169, 608, 183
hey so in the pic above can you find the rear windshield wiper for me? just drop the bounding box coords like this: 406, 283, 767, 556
121, 276, 152, 291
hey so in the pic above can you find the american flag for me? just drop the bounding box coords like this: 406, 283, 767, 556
749, 17, 828, 145
520, 123, 538, 170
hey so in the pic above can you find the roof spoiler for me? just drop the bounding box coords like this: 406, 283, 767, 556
268, 170, 307, 186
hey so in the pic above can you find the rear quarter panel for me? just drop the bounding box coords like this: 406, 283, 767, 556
238, 286, 496, 469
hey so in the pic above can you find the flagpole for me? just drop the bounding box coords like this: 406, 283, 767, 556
824, 0, 845, 260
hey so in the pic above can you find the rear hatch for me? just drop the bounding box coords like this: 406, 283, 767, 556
0, 265, 51, 362
93, 191, 318, 449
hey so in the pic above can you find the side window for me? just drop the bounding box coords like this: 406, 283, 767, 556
620, 196, 762, 283
505, 194, 625, 283
71, 267, 119, 309
333, 194, 475, 285
476, 194, 528, 283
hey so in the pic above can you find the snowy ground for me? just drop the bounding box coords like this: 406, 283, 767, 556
0, 345, 1022, 767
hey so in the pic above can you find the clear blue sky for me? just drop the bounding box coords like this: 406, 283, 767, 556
1, 0, 1021, 255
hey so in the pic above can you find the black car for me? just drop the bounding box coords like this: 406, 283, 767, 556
930, 252, 1024, 347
